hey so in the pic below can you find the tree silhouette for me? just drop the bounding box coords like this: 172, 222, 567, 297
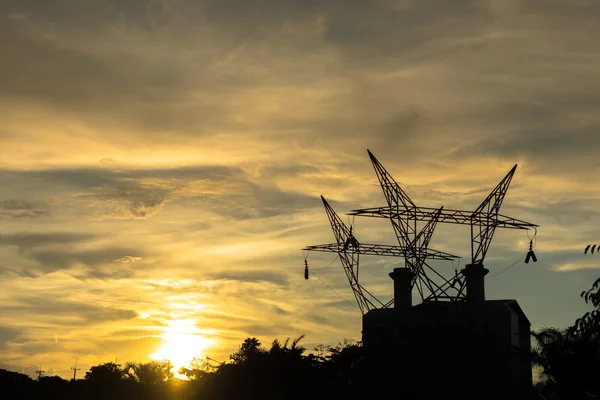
123, 360, 174, 386
573, 276, 600, 341
532, 277, 600, 400
84, 362, 123, 383
229, 337, 264, 363
83, 362, 126, 400
532, 326, 599, 399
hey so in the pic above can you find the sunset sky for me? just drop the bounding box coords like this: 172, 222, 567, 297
1, 0, 600, 379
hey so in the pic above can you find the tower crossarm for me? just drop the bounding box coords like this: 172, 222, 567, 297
349, 206, 537, 230
303, 242, 459, 260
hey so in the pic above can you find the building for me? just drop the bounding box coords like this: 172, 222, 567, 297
362, 266, 532, 395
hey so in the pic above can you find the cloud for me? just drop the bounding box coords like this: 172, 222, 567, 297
29, 248, 143, 278
0, 231, 144, 278
3, 296, 138, 326
0, 232, 96, 254
0, 200, 49, 219
206, 270, 290, 287
0, 326, 22, 349
1, 0, 600, 380
113, 256, 143, 263
0, 166, 316, 220
554, 262, 600, 272
79, 179, 171, 219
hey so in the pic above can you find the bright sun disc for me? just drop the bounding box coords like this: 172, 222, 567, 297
150, 319, 213, 373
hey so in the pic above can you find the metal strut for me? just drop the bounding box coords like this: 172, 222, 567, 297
304, 196, 460, 314
303, 149, 538, 309
351, 151, 538, 267
470, 164, 517, 265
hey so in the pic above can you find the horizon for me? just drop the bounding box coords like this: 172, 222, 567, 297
1, 0, 600, 380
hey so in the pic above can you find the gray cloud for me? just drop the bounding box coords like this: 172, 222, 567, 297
199, 184, 317, 220
0, 232, 96, 254
0, 231, 142, 278
79, 179, 171, 219
208, 270, 290, 286
0, 1, 488, 145
29, 247, 142, 278
3, 296, 138, 326
0, 165, 317, 220
272, 305, 290, 316
0, 16, 136, 111
0, 326, 22, 349
0, 166, 237, 191
0, 200, 49, 219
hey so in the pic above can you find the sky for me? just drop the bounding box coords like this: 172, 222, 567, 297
1, 0, 600, 380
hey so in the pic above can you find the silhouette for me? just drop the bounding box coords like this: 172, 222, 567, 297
71, 362, 80, 381
0, 300, 597, 400
303, 150, 539, 397
533, 277, 600, 399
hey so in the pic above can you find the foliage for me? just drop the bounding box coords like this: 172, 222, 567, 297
5, 275, 600, 400
123, 360, 174, 385
532, 277, 600, 400
573, 276, 600, 340
84, 362, 123, 383
0, 336, 364, 400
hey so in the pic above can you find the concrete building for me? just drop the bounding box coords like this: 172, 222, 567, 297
362, 266, 532, 394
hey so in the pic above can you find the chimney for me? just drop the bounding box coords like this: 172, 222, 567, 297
389, 267, 415, 310
461, 263, 489, 307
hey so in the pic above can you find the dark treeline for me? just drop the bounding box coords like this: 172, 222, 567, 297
1, 337, 368, 400
2, 277, 599, 400
532, 276, 600, 400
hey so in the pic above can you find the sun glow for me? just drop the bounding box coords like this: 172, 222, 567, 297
150, 319, 214, 373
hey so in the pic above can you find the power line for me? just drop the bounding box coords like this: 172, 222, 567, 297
486, 254, 526, 279
310, 254, 338, 272
308, 267, 358, 310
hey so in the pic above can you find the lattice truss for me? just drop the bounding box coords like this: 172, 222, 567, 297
303, 150, 538, 315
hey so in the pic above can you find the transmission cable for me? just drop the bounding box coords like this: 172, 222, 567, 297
309, 254, 338, 272
308, 267, 359, 310
486, 254, 527, 279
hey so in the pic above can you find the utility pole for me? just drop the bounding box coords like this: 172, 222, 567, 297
71, 362, 80, 381
35, 367, 45, 380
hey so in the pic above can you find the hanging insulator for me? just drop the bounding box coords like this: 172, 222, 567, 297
525, 239, 537, 263
529, 251, 537, 263
304, 260, 309, 280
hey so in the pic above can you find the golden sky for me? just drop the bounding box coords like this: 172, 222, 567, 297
1, 0, 600, 379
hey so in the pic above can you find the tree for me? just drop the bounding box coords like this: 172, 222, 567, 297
84, 362, 122, 383
37, 375, 68, 400
0, 369, 34, 398
229, 337, 265, 363
573, 276, 600, 341
122, 360, 174, 386
178, 357, 214, 381
532, 277, 600, 400
201, 335, 321, 400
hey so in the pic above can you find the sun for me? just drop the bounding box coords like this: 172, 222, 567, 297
150, 319, 214, 373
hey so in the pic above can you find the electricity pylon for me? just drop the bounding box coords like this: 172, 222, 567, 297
303, 196, 460, 314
